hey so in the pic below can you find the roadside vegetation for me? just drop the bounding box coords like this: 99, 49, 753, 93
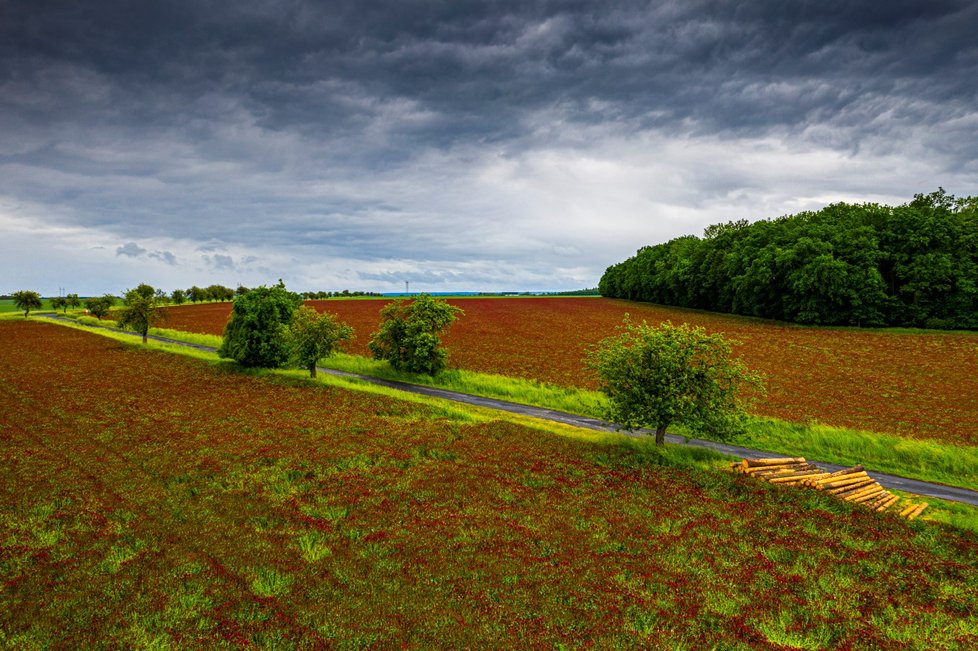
3, 319, 978, 648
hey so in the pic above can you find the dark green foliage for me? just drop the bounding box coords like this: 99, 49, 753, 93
12, 290, 42, 317
586, 318, 762, 445
187, 286, 207, 303
206, 284, 235, 301
132, 283, 155, 300
368, 294, 463, 375
288, 306, 354, 377
218, 283, 302, 368
65, 293, 81, 311
116, 284, 164, 344
84, 294, 115, 319
600, 190, 978, 329
170, 289, 187, 304
50, 296, 67, 312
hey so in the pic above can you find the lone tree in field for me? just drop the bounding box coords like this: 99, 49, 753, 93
288, 306, 354, 378
50, 296, 67, 312
116, 284, 164, 344
170, 289, 186, 305
368, 293, 463, 375
586, 318, 762, 445
85, 295, 115, 320
218, 282, 302, 368
66, 293, 81, 311
12, 290, 43, 317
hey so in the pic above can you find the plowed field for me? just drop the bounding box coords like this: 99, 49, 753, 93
162, 298, 978, 445
3, 319, 978, 648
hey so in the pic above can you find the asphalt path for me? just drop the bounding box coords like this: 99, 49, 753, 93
41, 315, 978, 507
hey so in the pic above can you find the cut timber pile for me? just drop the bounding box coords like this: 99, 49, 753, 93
732, 457, 928, 520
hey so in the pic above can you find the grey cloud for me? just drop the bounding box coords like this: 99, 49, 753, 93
116, 242, 147, 258
149, 250, 177, 265
204, 254, 235, 269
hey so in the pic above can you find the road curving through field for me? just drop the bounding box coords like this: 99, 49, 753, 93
42, 314, 978, 508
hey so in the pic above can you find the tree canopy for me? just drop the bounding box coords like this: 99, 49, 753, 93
368, 294, 463, 375
116, 284, 165, 344
288, 306, 354, 377
599, 190, 978, 329
586, 318, 761, 445
12, 290, 42, 317
218, 283, 303, 368
84, 295, 115, 320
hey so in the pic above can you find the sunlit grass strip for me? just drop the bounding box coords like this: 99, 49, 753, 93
321, 353, 608, 416
45, 317, 978, 496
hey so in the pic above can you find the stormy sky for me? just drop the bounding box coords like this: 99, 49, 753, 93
2, 0, 976, 295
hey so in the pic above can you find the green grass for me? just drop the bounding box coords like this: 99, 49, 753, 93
149, 327, 223, 349
321, 352, 607, 416
43, 316, 978, 521
0, 299, 57, 315
735, 418, 978, 493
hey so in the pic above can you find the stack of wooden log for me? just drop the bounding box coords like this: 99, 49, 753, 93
732, 457, 928, 520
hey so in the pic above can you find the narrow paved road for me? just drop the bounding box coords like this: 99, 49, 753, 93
43, 315, 978, 507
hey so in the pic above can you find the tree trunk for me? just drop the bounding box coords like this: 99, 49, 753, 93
309, 363, 317, 378
655, 425, 668, 446
142, 331, 148, 344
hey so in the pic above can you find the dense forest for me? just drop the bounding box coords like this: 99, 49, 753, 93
599, 190, 978, 329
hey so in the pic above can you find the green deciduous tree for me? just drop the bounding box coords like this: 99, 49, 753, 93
206, 284, 234, 301
187, 286, 207, 303
218, 283, 303, 368
116, 284, 165, 344
368, 294, 463, 375
288, 306, 354, 378
66, 293, 81, 311
170, 289, 187, 305
85, 295, 115, 320
586, 318, 762, 445
50, 296, 67, 312
12, 290, 43, 317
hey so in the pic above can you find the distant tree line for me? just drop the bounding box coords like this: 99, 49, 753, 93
599, 190, 978, 329
300, 290, 383, 299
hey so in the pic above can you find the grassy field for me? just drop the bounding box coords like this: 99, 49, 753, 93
0, 298, 57, 314
162, 297, 978, 446
3, 319, 978, 648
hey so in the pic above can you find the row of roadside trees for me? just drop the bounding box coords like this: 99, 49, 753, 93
215, 283, 464, 378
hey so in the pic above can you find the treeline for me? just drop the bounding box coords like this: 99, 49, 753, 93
301, 290, 383, 299
172, 286, 382, 303
599, 189, 978, 329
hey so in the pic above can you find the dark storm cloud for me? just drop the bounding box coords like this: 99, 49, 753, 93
5, 0, 974, 142
1, 0, 976, 293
